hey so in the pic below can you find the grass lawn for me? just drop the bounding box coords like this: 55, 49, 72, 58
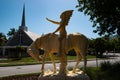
0, 55, 96, 67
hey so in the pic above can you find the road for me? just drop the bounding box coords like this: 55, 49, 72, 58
0, 53, 120, 77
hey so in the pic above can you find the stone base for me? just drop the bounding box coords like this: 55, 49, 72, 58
38, 70, 90, 80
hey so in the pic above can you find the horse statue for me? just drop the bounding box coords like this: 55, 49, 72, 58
27, 33, 88, 75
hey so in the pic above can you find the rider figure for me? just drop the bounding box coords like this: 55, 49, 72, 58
46, 10, 73, 56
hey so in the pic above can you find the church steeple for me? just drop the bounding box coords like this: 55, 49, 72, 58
19, 4, 28, 31
21, 4, 25, 26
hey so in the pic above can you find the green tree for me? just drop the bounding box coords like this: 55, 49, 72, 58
110, 35, 120, 52
0, 32, 7, 46
102, 36, 112, 52
94, 38, 106, 57
88, 38, 96, 55
77, 0, 120, 36
7, 28, 17, 38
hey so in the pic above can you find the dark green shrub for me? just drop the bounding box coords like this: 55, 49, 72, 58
100, 61, 112, 71
86, 67, 99, 80
86, 61, 120, 80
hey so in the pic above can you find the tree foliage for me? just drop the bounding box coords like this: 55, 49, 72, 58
7, 28, 17, 38
77, 0, 120, 36
88, 35, 120, 57
0, 32, 7, 46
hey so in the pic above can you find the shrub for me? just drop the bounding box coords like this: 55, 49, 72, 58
86, 61, 120, 80
99, 61, 120, 80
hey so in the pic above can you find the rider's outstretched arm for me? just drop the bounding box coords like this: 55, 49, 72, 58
46, 18, 60, 25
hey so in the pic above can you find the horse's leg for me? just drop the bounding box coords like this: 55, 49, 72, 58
83, 52, 87, 73
81, 46, 87, 73
41, 51, 47, 75
72, 51, 82, 73
49, 53, 57, 74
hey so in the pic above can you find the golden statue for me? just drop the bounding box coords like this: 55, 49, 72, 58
46, 10, 73, 56
27, 10, 90, 80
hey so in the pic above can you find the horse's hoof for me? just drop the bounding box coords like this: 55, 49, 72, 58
53, 71, 56, 74
39, 74, 43, 77
72, 71, 76, 73
39, 71, 44, 76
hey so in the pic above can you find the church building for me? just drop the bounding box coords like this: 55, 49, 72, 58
3, 5, 40, 58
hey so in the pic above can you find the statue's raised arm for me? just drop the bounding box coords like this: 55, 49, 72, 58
46, 18, 60, 25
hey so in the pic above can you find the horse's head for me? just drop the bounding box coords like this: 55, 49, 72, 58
27, 38, 42, 62
27, 33, 57, 62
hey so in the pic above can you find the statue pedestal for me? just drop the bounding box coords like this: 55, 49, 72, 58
38, 70, 90, 80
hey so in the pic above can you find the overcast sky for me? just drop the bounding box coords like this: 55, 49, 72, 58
0, 0, 99, 38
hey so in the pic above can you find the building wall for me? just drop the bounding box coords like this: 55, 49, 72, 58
5, 29, 34, 58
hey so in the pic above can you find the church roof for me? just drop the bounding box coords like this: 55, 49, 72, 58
24, 31, 40, 41
5, 29, 40, 46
